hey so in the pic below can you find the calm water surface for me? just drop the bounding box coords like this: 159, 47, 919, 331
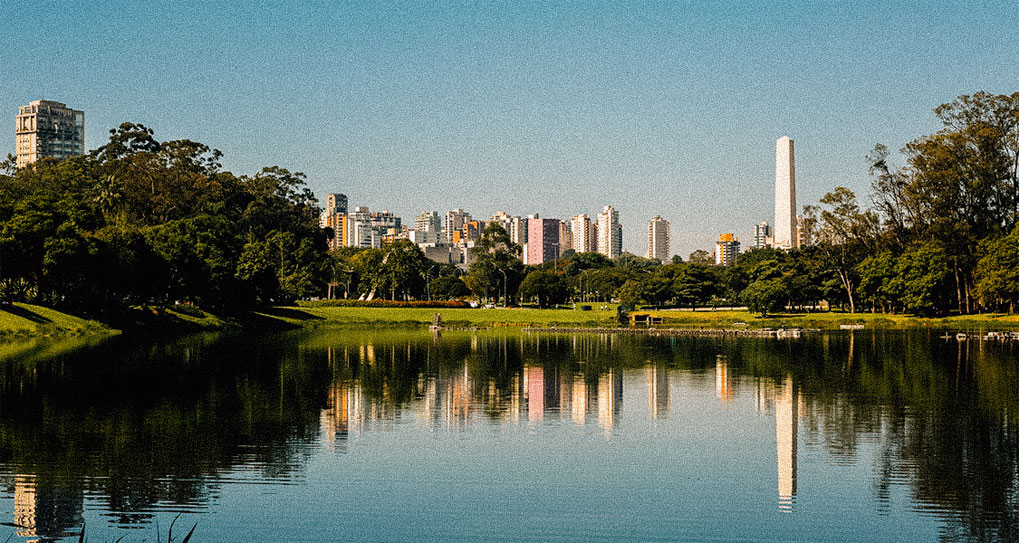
0, 329, 1017, 542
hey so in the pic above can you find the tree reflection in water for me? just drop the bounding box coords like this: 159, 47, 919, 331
0, 329, 1017, 541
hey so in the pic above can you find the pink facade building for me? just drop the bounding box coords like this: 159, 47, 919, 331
526, 218, 560, 265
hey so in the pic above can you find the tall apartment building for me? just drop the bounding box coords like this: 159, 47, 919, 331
526, 218, 560, 265
570, 214, 596, 253
15, 100, 85, 169
796, 215, 812, 248
320, 193, 349, 249
324, 193, 347, 215
715, 233, 740, 266
754, 222, 772, 250
443, 209, 470, 244
509, 216, 528, 246
646, 215, 670, 262
347, 206, 375, 248
774, 136, 797, 249
596, 206, 622, 259
558, 220, 572, 254
415, 211, 442, 234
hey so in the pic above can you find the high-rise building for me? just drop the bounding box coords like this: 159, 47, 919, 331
558, 220, 572, 255
596, 206, 622, 259
324, 193, 347, 215
489, 211, 513, 236
796, 215, 812, 248
774, 136, 797, 249
526, 218, 560, 265
509, 216, 528, 246
570, 214, 596, 253
15, 100, 85, 169
754, 222, 772, 250
646, 215, 670, 262
415, 211, 442, 235
320, 193, 349, 249
715, 233, 739, 266
323, 212, 348, 250
443, 209, 470, 244
347, 206, 374, 248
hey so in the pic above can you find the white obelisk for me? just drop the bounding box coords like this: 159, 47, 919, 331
774, 136, 796, 249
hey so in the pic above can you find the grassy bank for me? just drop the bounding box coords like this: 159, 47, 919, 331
259, 305, 621, 328
641, 309, 1019, 330
0, 303, 114, 338
259, 305, 1019, 331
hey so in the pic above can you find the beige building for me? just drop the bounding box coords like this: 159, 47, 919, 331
570, 214, 597, 253
15, 100, 85, 168
596, 205, 622, 259
646, 215, 670, 262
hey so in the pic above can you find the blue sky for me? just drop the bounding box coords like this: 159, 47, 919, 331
3, 1, 1017, 256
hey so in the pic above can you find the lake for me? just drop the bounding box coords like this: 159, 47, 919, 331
0, 328, 1016, 542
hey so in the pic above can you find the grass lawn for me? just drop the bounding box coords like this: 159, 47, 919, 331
0, 303, 112, 337
641, 309, 1019, 330
259, 305, 621, 328
263, 305, 1019, 331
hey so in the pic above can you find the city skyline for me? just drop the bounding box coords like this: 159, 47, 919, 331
3, 2, 1016, 257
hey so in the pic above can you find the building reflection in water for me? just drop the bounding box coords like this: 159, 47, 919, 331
715, 356, 735, 404
13, 474, 83, 542
753, 375, 799, 512
318, 337, 634, 438
597, 370, 623, 436
646, 365, 670, 419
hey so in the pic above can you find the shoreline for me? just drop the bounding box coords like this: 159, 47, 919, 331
6, 303, 1019, 343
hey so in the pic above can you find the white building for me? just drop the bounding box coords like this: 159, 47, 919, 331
570, 214, 596, 253
754, 221, 772, 250
774, 136, 797, 249
596, 206, 622, 259
15, 100, 85, 169
415, 211, 442, 235
646, 215, 670, 262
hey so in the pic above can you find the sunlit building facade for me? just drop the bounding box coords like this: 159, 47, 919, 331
15, 100, 85, 168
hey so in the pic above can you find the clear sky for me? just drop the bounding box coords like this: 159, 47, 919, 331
3, 1, 1017, 257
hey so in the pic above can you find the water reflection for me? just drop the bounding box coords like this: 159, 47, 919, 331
1, 330, 1018, 541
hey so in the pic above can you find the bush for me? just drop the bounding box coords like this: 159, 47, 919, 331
171, 303, 205, 317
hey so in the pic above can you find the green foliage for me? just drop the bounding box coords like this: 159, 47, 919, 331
0, 124, 328, 313
429, 275, 471, 300
466, 223, 524, 303
975, 225, 1019, 312
890, 242, 951, 315
742, 278, 789, 317
688, 249, 712, 264
519, 269, 568, 308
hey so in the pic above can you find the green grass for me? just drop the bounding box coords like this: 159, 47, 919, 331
257, 305, 621, 328
259, 305, 1019, 331
0, 303, 113, 338
641, 309, 1019, 330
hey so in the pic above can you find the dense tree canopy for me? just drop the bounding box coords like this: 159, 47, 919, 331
0, 124, 329, 313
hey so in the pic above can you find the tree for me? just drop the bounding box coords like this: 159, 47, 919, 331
890, 242, 950, 316
466, 223, 524, 303
974, 225, 1019, 312
429, 275, 470, 300
856, 251, 898, 313
688, 249, 713, 265
810, 188, 879, 313
519, 270, 568, 308
672, 264, 718, 309
742, 278, 789, 317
